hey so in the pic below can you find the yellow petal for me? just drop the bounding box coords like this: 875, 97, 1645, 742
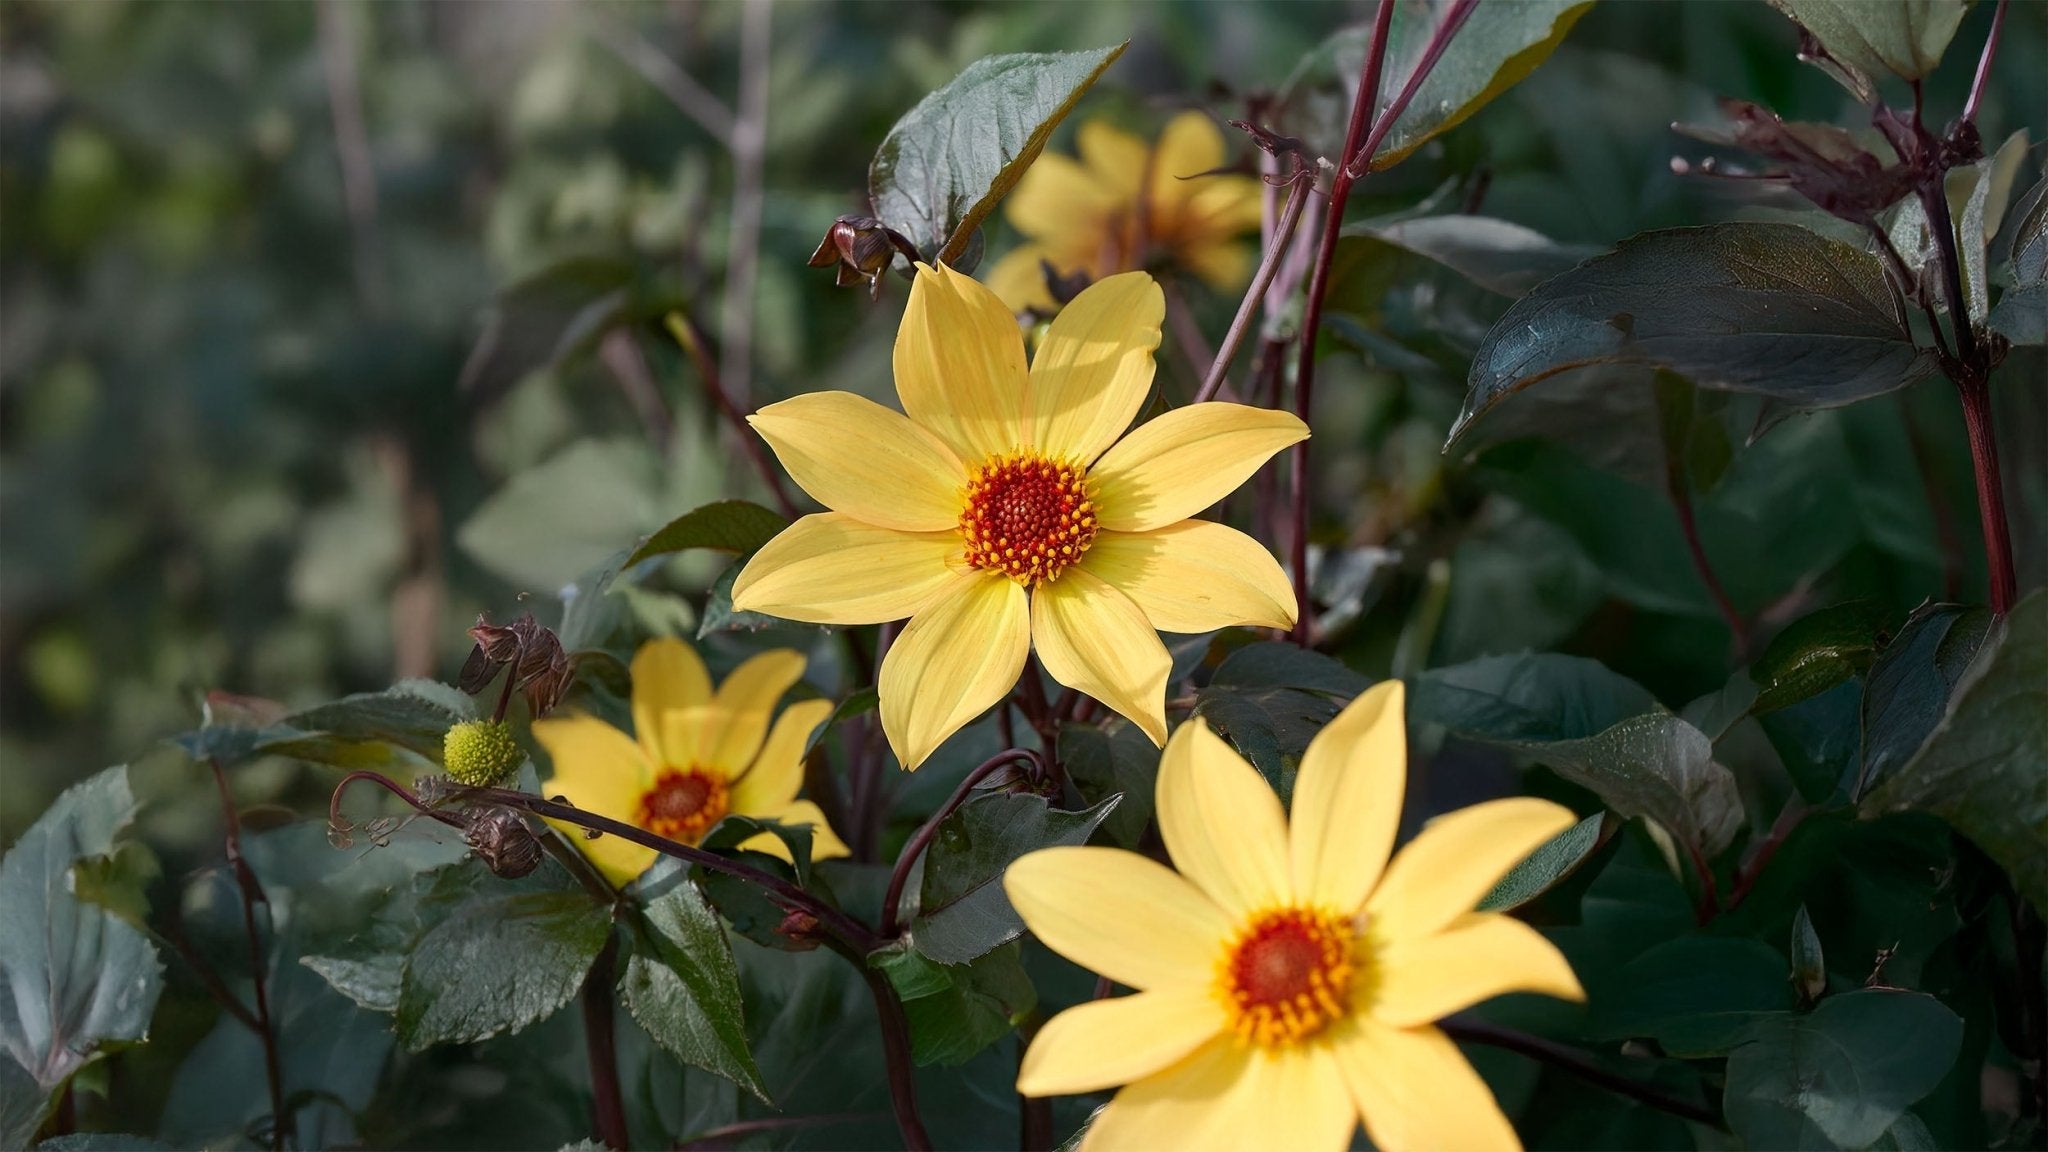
894, 263, 1032, 464
1007, 149, 1120, 239
878, 573, 1030, 769
731, 513, 961, 627
1031, 568, 1170, 746
987, 243, 1058, 314
1090, 403, 1308, 532
739, 799, 850, 863
1156, 718, 1292, 918
1184, 177, 1265, 236
1079, 1040, 1258, 1152
1372, 913, 1584, 1028
1017, 988, 1223, 1097
531, 712, 652, 796
659, 705, 718, 773
1289, 680, 1406, 914
1149, 111, 1229, 198
1004, 846, 1230, 991
1077, 119, 1149, 205
1366, 798, 1578, 942
630, 637, 711, 766
1179, 238, 1257, 293
748, 392, 966, 531
1027, 271, 1161, 465
1081, 521, 1295, 634
703, 650, 805, 773
1331, 1018, 1521, 1152
728, 698, 833, 813
1241, 1044, 1359, 1152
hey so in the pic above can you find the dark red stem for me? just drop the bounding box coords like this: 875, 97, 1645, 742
880, 748, 1042, 937
212, 761, 291, 1151
861, 965, 934, 1151
1441, 1018, 1723, 1128
1962, 0, 2009, 126
1195, 169, 1313, 405
581, 935, 630, 1150
1668, 466, 1750, 652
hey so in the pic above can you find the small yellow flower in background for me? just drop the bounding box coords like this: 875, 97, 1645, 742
531, 637, 848, 888
987, 111, 1264, 314
731, 262, 1304, 770
1004, 682, 1584, 1152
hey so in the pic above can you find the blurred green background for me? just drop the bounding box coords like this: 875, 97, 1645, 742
3, 0, 2041, 848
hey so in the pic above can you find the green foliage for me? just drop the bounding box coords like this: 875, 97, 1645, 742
1724, 990, 1964, 1148
619, 866, 765, 1100
909, 792, 1118, 965
626, 500, 787, 568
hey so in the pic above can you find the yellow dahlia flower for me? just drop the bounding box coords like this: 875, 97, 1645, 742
531, 637, 848, 888
1005, 682, 1584, 1152
731, 262, 1305, 770
987, 111, 1265, 314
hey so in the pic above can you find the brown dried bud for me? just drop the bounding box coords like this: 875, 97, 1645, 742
1674, 99, 1917, 222
459, 612, 574, 719
464, 805, 544, 879
809, 214, 919, 300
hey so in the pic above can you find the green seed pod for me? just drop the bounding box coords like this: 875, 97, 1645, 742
443, 719, 523, 787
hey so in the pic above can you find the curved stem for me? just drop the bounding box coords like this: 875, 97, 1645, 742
880, 749, 1043, 937
1441, 1018, 1723, 1129
212, 761, 291, 1151
581, 935, 630, 1150
1194, 170, 1313, 405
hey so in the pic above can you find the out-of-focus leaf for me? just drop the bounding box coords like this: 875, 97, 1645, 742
0, 766, 162, 1100
1454, 224, 1939, 447
1765, 0, 1968, 94
456, 255, 637, 403
1990, 170, 2048, 345
458, 437, 664, 592
37, 1135, 176, 1150
1416, 654, 1742, 856
869, 44, 1126, 265
869, 942, 1036, 1067
1209, 641, 1374, 697
1855, 602, 1994, 800
1751, 601, 1889, 715
395, 858, 610, 1050
620, 865, 765, 1100
1790, 905, 1826, 1004
1724, 989, 1963, 1149
1863, 590, 2048, 909
1349, 215, 1600, 296
909, 792, 1117, 966
1477, 811, 1606, 912
1058, 721, 1159, 849
1287, 1, 1595, 171
1593, 936, 1797, 1057
171, 680, 473, 773
626, 500, 787, 568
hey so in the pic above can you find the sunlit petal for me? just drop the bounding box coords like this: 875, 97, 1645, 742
878, 572, 1030, 769
1031, 568, 1170, 746
1079, 1040, 1255, 1152
532, 713, 652, 796
1372, 913, 1584, 1028
1366, 798, 1578, 942
1290, 680, 1406, 914
740, 799, 850, 863
1005, 846, 1229, 991
1017, 988, 1223, 1097
1331, 1018, 1520, 1152
1156, 719, 1291, 918
1028, 272, 1162, 465
894, 263, 1032, 463
629, 638, 711, 766
1090, 403, 1308, 532
728, 698, 832, 813
1149, 110, 1229, 200
1082, 521, 1294, 634
732, 513, 961, 626
748, 392, 965, 531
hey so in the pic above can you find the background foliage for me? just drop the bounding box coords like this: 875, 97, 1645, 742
2, 1, 2044, 1149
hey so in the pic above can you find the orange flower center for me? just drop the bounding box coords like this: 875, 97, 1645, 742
1217, 907, 1357, 1047
638, 767, 729, 844
959, 451, 1098, 586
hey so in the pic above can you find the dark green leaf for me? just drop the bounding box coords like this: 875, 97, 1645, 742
620, 866, 766, 1100
1863, 589, 2048, 910
1856, 602, 1993, 800
1725, 990, 1963, 1149
173, 679, 473, 773
1192, 685, 1344, 804
870, 943, 1036, 1067
910, 792, 1118, 966
1991, 170, 2048, 344
395, 858, 611, 1050
2, 1045, 46, 1148
1761, 679, 1865, 805
1058, 721, 1159, 849
0, 766, 162, 1094
1477, 812, 1607, 912
1348, 216, 1600, 297
1752, 601, 1888, 716
1593, 936, 1796, 1057
1413, 652, 1657, 740
1765, 0, 1967, 92
626, 500, 788, 568
1210, 641, 1371, 697
869, 45, 1127, 265
1454, 224, 1939, 448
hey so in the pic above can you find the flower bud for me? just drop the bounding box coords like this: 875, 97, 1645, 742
464, 805, 544, 879
443, 719, 523, 787
808, 214, 918, 299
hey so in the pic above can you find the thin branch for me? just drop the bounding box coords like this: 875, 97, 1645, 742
860, 965, 934, 1152
586, 14, 736, 145
665, 313, 800, 518
1683, 837, 1722, 926
1194, 170, 1313, 405
581, 935, 630, 1151
597, 328, 675, 455
1667, 462, 1750, 653
719, 0, 771, 406
677, 1113, 882, 1149
1162, 277, 1217, 398
1442, 1018, 1724, 1129
1288, 0, 1398, 646
211, 761, 291, 1151
880, 749, 1043, 937
1962, 0, 2009, 126
1347, 0, 1484, 179
1724, 797, 1807, 914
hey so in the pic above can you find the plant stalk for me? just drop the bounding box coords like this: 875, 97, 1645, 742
880, 749, 1042, 937
212, 761, 292, 1152
861, 965, 934, 1151
1194, 170, 1313, 405
1442, 1018, 1723, 1129
581, 935, 631, 1151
